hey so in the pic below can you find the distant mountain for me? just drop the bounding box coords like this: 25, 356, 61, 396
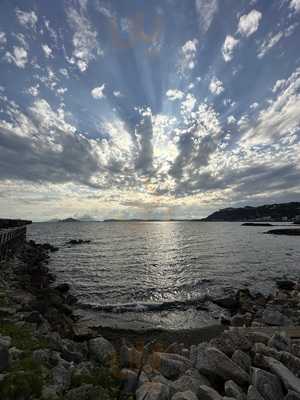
202, 202, 300, 222
58, 218, 79, 223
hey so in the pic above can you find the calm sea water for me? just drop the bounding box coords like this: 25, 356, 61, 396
28, 221, 300, 330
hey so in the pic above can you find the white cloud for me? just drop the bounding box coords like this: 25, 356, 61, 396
222, 35, 239, 62
272, 79, 285, 93
209, 77, 224, 95
250, 102, 259, 110
290, 0, 300, 12
227, 115, 236, 124
195, 0, 218, 34
166, 89, 185, 101
0, 32, 7, 48
57, 88, 68, 96
257, 32, 283, 58
91, 84, 105, 99
238, 9, 262, 37
113, 91, 122, 98
5, 47, 28, 68
42, 44, 53, 58
27, 85, 40, 97
178, 39, 198, 74
66, 5, 103, 72
16, 8, 38, 29
181, 93, 197, 114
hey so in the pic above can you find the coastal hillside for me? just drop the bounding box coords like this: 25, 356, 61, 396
203, 202, 300, 222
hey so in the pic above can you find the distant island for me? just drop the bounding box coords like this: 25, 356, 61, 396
202, 202, 300, 222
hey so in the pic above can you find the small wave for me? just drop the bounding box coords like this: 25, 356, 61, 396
78, 295, 208, 314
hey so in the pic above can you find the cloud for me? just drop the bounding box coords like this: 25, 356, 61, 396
227, 115, 236, 124
250, 102, 259, 109
27, 85, 40, 97
178, 39, 198, 74
272, 79, 285, 93
209, 77, 224, 95
4, 47, 28, 68
238, 9, 262, 37
91, 84, 105, 99
66, 1, 103, 72
0, 32, 7, 48
113, 91, 122, 98
42, 44, 53, 58
257, 31, 283, 58
222, 35, 239, 62
16, 8, 38, 29
290, 0, 300, 12
195, 0, 218, 34
166, 89, 185, 101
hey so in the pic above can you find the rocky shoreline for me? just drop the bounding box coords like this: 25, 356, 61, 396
1, 240, 300, 399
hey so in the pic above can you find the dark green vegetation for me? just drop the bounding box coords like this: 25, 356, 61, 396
203, 202, 300, 222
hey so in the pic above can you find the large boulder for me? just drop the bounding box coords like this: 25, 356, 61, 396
268, 333, 291, 352
88, 337, 115, 366
197, 347, 249, 386
172, 369, 210, 396
285, 390, 300, 399
136, 382, 170, 400
120, 344, 142, 369
209, 330, 252, 357
264, 356, 300, 394
120, 368, 148, 394
247, 385, 264, 400
251, 367, 284, 400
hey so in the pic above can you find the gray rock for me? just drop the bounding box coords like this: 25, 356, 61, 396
0, 345, 9, 372
285, 390, 300, 399
88, 336, 115, 366
247, 385, 265, 400
225, 380, 246, 400
197, 347, 249, 385
232, 350, 252, 373
262, 308, 292, 326
9, 347, 24, 363
154, 352, 192, 380
279, 352, 300, 377
198, 385, 222, 400
41, 385, 60, 400
268, 333, 291, 352
264, 356, 300, 394
136, 382, 170, 400
209, 330, 252, 356
246, 332, 270, 345
65, 384, 101, 400
51, 363, 72, 390
189, 345, 198, 367
172, 369, 210, 396
251, 367, 284, 400
172, 390, 198, 400
152, 374, 177, 397
32, 349, 52, 364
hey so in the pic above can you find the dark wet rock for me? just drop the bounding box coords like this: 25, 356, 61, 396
120, 368, 148, 393
276, 280, 296, 291
232, 350, 252, 373
0, 345, 9, 372
268, 333, 291, 352
55, 283, 70, 293
247, 385, 265, 400
88, 336, 115, 366
213, 295, 238, 310
42, 243, 59, 252
251, 367, 284, 400
231, 313, 252, 327
24, 310, 44, 323
65, 294, 78, 305
172, 390, 198, 400
262, 307, 292, 326
136, 382, 170, 400
198, 385, 222, 400
66, 239, 91, 245
225, 380, 246, 400
264, 356, 300, 394
265, 229, 300, 236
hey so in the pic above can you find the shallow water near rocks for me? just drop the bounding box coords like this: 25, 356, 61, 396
28, 221, 300, 330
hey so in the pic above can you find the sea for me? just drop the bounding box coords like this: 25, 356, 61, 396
28, 221, 300, 331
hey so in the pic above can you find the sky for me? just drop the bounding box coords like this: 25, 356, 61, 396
0, 0, 300, 221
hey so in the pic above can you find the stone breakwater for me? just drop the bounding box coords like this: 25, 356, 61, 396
1, 241, 300, 399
